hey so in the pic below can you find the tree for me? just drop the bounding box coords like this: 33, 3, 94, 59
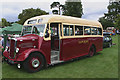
1, 18, 10, 27
114, 14, 120, 29
99, 17, 114, 29
63, 0, 83, 18
105, 2, 120, 22
18, 8, 48, 25
50, 2, 64, 15
0, 21, 2, 27
99, 1, 120, 28
52, 10, 59, 14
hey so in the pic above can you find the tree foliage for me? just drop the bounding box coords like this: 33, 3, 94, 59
63, 0, 83, 18
114, 14, 120, 29
18, 8, 48, 25
99, 1, 120, 29
105, 2, 120, 22
0, 21, 2, 27
50, 1, 83, 18
99, 17, 114, 29
52, 10, 59, 14
50, 2, 64, 15
1, 18, 11, 27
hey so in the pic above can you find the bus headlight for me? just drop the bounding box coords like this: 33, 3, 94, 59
16, 48, 19, 53
5, 46, 8, 51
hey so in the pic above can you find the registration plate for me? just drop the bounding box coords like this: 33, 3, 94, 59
8, 59, 14, 64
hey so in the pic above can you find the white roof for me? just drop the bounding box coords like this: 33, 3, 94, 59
24, 15, 102, 28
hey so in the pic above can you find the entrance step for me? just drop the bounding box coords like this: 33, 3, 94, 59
51, 50, 60, 64
51, 60, 63, 65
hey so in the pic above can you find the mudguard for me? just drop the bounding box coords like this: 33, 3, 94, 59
16, 48, 47, 62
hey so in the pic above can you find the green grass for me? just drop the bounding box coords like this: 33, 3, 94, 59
2, 35, 118, 78
0, 55, 2, 80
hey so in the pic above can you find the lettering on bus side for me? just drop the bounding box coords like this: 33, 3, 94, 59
78, 40, 88, 44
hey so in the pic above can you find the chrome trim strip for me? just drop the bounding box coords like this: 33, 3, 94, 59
13, 40, 17, 58
11, 38, 17, 41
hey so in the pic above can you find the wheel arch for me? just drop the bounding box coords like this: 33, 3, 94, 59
92, 44, 96, 52
16, 49, 47, 64
88, 44, 96, 57
29, 51, 47, 65
89, 44, 96, 53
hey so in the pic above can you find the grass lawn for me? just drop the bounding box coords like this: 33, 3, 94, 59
2, 35, 118, 78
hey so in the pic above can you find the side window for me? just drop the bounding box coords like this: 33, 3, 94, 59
63, 25, 69, 36
33, 26, 39, 35
45, 24, 49, 38
91, 27, 97, 35
97, 28, 102, 35
75, 26, 83, 35
28, 19, 37, 24
84, 26, 91, 35
50, 23, 59, 36
70, 25, 74, 36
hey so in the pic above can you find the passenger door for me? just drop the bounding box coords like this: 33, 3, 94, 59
50, 23, 62, 63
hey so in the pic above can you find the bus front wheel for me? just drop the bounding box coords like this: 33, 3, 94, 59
88, 46, 96, 57
22, 53, 45, 73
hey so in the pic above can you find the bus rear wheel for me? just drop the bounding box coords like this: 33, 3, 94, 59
88, 46, 96, 57
108, 43, 112, 48
22, 53, 45, 73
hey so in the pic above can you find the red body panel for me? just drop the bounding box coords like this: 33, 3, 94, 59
3, 33, 103, 65
60, 37, 103, 61
40, 40, 51, 64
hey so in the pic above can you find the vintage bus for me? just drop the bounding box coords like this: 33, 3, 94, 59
3, 15, 103, 73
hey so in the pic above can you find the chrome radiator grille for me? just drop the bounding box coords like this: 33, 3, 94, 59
10, 39, 16, 58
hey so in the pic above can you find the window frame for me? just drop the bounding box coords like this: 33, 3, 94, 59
43, 22, 103, 40
91, 27, 97, 35
84, 26, 91, 35
97, 28, 102, 35
75, 25, 84, 36
63, 24, 75, 37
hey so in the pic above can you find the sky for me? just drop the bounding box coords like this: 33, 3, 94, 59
0, 0, 109, 22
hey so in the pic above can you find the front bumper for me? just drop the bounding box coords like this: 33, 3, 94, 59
103, 41, 112, 48
4, 57, 18, 64
3, 51, 18, 64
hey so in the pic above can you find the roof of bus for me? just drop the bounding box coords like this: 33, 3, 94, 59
24, 15, 102, 28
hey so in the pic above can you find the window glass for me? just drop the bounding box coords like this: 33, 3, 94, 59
63, 25, 69, 36
75, 26, 83, 35
50, 23, 59, 36
28, 19, 37, 24
91, 27, 97, 35
45, 24, 49, 38
97, 28, 102, 35
33, 24, 46, 36
38, 18, 43, 23
51, 27, 58, 36
22, 26, 32, 35
84, 27, 91, 35
70, 25, 74, 36
33, 27, 39, 34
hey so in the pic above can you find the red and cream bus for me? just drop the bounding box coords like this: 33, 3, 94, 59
3, 15, 103, 72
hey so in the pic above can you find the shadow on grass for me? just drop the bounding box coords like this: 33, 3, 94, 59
2, 52, 102, 73
45, 52, 102, 70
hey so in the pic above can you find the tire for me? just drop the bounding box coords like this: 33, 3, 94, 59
6, 59, 14, 65
108, 43, 112, 48
88, 46, 96, 57
7, 61, 14, 65
22, 53, 45, 73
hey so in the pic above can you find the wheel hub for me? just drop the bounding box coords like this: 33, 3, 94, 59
32, 59, 40, 68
